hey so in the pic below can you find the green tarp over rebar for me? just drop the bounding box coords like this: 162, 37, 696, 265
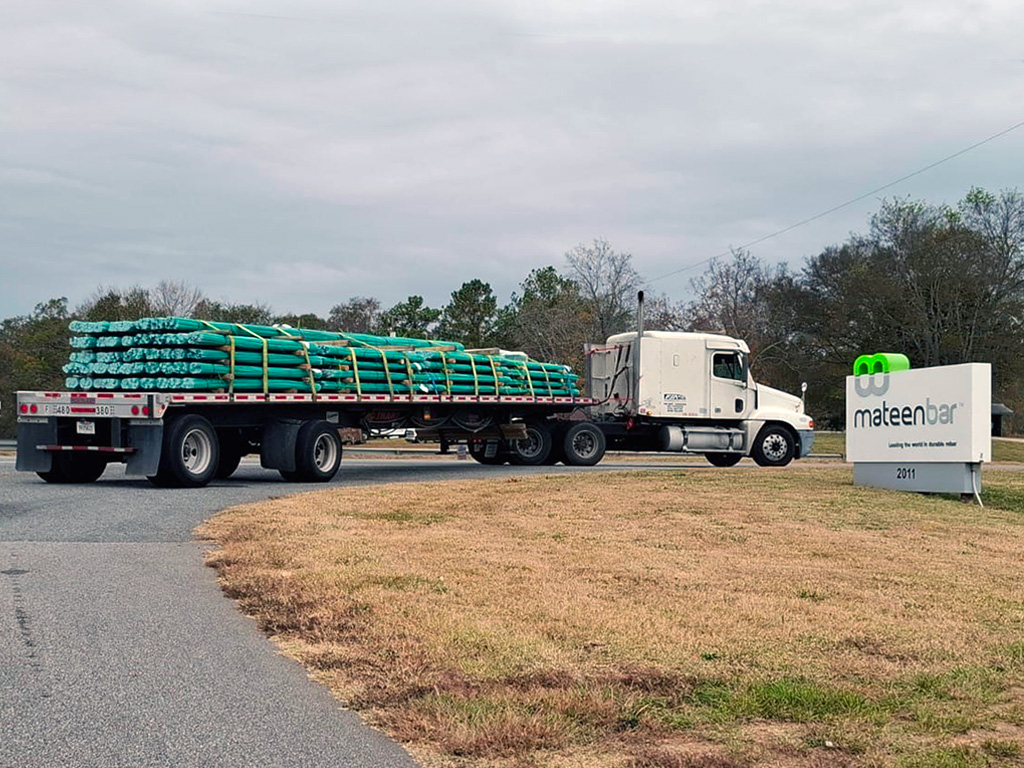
61, 317, 581, 397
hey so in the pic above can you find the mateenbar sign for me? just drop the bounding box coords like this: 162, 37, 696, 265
845, 355, 990, 494
845, 361, 991, 465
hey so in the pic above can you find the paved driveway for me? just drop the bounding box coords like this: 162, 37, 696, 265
0, 455, 675, 768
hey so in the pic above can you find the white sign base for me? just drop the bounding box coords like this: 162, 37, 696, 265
853, 462, 981, 494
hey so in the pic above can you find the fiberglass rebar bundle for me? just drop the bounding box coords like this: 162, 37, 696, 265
62, 317, 581, 397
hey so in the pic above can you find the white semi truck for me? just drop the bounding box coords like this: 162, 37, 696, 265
15, 297, 813, 486
580, 328, 814, 467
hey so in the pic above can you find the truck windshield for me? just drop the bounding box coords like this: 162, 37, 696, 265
712, 352, 745, 382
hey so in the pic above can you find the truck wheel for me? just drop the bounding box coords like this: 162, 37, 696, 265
508, 423, 553, 466
37, 453, 107, 484
751, 425, 796, 467
469, 440, 507, 465
215, 448, 243, 479
280, 421, 342, 482
148, 414, 220, 488
542, 424, 567, 465
705, 452, 742, 467
562, 422, 606, 466
214, 431, 245, 479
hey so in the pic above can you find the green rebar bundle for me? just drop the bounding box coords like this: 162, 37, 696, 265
62, 318, 581, 397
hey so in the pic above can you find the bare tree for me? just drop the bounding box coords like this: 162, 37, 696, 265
500, 266, 592, 370
565, 238, 642, 340
684, 249, 797, 385
328, 296, 382, 334
150, 280, 205, 318
641, 293, 686, 331
684, 249, 778, 340
77, 285, 152, 321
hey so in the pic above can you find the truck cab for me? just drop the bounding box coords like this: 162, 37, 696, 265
586, 331, 814, 466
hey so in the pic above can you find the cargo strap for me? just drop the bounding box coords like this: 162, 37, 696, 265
345, 348, 363, 397
200, 320, 238, 395
375, 348, 395, 398
438, 351, 452, 396
486, 356, 501, 394
234, 324, 269, 395
519, 360, 535, 398
468, 356, 479, 396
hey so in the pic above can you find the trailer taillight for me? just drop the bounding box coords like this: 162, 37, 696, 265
131, 406, 140, 415
809, 419, 815, 429
141, 406, 149, 416
19, 404, 27, 413
30, 404, 38, 413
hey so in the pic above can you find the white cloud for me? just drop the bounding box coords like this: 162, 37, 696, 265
1, 0, 1023, 317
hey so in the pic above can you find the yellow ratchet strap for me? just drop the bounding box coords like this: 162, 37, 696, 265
403, 354, 416, 396
468, 355, 479, 396
228, 337, 236, 395
235, 323, 270, 395
199, 320, 237, 395
376, 348, 395, 398
347, 348, 363, 397
487, 356, 500, 395
438, 351, 452, 395
520, 360, 535, 398
540, 362, 553, 396
299, 341, 317, 399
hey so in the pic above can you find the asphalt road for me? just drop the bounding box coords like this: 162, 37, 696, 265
0, 454, 693, 768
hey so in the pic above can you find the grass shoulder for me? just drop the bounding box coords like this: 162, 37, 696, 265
200, 468, 1024, 767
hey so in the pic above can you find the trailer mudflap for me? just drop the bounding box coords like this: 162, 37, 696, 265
16, 418, 56, 472
261, 420, 301, 472
126, 421, 164, 476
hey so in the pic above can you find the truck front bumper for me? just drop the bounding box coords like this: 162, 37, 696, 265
797, 430, 815, 459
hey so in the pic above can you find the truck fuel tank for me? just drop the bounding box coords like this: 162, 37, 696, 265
659, 425, 745, 453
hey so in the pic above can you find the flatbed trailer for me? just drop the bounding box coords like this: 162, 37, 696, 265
14, 389, 604, 487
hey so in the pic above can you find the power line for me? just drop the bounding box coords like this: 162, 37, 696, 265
647, 117, 1024, 286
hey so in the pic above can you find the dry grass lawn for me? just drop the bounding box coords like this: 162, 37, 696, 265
200, 468, 1024, 768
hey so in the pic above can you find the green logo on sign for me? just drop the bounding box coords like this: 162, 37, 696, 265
852, 352, 911, 397
852, 352, 911, 377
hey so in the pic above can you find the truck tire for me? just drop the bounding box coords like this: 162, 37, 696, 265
542, 424, 567, 465
705, 453, 742, 467
469, 440, 508, 465
215, 448, 243, 479
214, 431, 244, 479
508, 423, 553, 465
148, 414, 220, 488
562, 422, 606, 466
279, 420, 342, 482
37, 453, 107, 484
751, 424, 796, 467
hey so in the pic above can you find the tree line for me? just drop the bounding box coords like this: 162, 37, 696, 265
2, 188, 1022, 438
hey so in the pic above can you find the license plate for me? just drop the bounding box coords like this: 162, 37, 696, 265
76, 420, 96, 435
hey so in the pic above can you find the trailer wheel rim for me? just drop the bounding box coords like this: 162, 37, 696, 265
181, 428, 213, 476
571, 429, 598, 459
516, 428, 543, 460
313, 433, 339, 471
762, 432, 789, 462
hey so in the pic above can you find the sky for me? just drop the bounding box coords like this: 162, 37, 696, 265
2, 0, 1023, 319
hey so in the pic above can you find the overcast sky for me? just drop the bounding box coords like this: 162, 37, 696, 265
2, 0, 1023, 319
